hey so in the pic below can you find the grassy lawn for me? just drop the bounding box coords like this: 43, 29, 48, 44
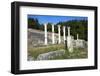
28, 44, 65, 59
28, 44, 88, 60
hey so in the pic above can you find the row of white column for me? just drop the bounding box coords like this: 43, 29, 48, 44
44, 24, 66, 45
44, 24, 79, 53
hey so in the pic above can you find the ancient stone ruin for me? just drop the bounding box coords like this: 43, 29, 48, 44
43, 24, 87, 52
37, 49, 65, 60
28, 24, 87, 60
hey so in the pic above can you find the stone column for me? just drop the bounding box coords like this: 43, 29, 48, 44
67, 27, 73, 53
44, 24, 47, 45
67, 27, 70, 36
63, 26, 66, 44
52, 24, 55, 44
77, 34, 79, 40
58, 25, 61, 44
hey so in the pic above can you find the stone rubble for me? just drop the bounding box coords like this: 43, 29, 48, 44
36, 49, 65, 60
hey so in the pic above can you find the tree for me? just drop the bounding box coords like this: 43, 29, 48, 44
28, 18, 40, 29
56, 20, 88, 41
47, 23, 52, 32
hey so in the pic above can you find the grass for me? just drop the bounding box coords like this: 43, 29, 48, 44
50, 48, 88, 60
28, 44, 65, 59
28, 44, 88, 60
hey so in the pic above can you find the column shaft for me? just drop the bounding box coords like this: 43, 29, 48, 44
52, 24, 55, 44
63, 26, 66, 43
44, 24, 47, 45
58, 25, 61, 44
77, 34, 79, 40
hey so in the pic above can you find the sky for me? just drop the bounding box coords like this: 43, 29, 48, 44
28, 15, 87, 24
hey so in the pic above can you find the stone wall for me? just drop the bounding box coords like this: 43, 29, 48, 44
28, 29, 64, 47
74, 39, 87, 48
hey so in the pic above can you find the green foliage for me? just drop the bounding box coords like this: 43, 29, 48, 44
56, 20, 88, 41
28, 44, 65, 59
28, 18, 40, 29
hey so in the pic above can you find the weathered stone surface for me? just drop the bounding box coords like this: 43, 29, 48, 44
74, 39, 87, 48
28, 29, 62, 46
36, 49, 65, 60
66, 35, 87, 53
28, 56, 34, 61
67, 36, 74, 53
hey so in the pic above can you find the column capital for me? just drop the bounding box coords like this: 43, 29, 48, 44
58, 25, 61, 27
67, 26, 70, 29
44, 23, 48, 26
63, 26, 66, 29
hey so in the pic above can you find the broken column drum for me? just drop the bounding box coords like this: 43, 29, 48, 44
67, 27, 74, 53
